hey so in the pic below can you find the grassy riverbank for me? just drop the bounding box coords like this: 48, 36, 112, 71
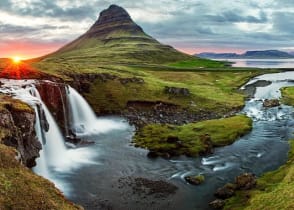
224, 140, 294, 210
133, 115, 252, 157
281, 86, 294, 106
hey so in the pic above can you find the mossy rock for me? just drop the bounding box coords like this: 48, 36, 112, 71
185, 175, 205, 185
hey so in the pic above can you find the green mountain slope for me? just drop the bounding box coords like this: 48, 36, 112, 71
39, 4, 223, 68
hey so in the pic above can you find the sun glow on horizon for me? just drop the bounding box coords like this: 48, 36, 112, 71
12, 56, 22, 64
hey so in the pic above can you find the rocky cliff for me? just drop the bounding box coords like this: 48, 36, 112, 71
0, 95, 41, 167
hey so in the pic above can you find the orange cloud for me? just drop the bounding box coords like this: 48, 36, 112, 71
0, 40, 64, 59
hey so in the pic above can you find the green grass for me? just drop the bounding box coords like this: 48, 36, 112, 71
168, 59, 227, 68
82, 68, 263, 115
281, 87, 294, 106
133, 115, 252, 157
0, 145, 82, 210
0, 95, 33, 113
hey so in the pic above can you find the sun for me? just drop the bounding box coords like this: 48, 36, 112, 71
12, 56, 22, 64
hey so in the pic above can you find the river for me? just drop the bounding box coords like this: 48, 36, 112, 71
0, 71, 293, 210
217, 58, 294, 68
60, 71, 294, 209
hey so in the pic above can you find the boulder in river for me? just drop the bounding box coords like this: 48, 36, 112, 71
209, 199, 225, 209
263, 99, 280, 108
214, 183, 236, 199
235, 173, 256, 190
184, 175, 205, 185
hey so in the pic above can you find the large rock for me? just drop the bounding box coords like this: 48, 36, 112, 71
263, 99, 280, 108
0, 104, 41, 168
214, 183, 236, 199
235, 173, 256, 190
185, 175, 205, 185
209, 199, 225, 209
164, 86, 190, 96
119, 77, 144, 85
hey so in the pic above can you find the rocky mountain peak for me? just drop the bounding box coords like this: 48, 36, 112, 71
86, 4, 144, 37
96, 4, 132, 25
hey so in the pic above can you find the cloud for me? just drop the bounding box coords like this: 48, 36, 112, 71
0, 0, 294, 57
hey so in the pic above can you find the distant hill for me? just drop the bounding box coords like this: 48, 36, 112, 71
197, 50, 294, 59
197, 53, 239, 59
40, 4, 196, 64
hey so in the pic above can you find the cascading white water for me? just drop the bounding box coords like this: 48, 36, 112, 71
67, 86, 97, 134
67, 86, 127, 136
0, 79, 128, 195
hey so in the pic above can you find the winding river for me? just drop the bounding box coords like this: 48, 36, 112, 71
61, 71, 294, 210
1, 71, 294, 210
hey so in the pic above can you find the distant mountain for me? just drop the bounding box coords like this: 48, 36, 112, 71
197, 50, 294, 59
42, 4, 195, 64
243, 50, 294, 58
197, 52, 239, 59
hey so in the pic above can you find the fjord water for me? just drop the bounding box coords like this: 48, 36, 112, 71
0, 71, 293, 209
218, 58, 294, 68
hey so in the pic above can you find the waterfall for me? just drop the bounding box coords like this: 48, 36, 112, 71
58, 86, 70, 137
11, 85, 68, 176
67, 86, 97, 135
0, 79, 127, 195
66, 86, 128, 136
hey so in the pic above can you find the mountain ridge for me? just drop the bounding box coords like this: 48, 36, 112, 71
197, 50, 294, 59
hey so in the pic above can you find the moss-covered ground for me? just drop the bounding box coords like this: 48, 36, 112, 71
0, 144, 82, 210
0, 95, 33, 113
133, 115, 252, 157
281, 86, 294, 106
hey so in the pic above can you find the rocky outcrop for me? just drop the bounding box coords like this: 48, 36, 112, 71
125, 100, 229, 128
164, 86, 190, 96
211, 173, 256, 209
86, 4, 146, 39
235, 173, 256, 190
36, 81, 68, 134
209, 199, 225, 209
0, 101, 41, 168
119, 77, 144, 85
184, 175, 205, 185
263, 99, 280, 108
214, 183, 236, 199
68, 73, 117, 93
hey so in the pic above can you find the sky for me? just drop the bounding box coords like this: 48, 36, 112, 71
1, 0, 294, 58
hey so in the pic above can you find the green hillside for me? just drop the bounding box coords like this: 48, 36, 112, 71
35, 5, 225, 71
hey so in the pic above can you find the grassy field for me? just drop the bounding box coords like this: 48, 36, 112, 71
28, 52, 265, 116
281, 86, 294, 106
133, 115, 252, 157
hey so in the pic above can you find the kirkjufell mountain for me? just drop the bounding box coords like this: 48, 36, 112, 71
43, 4, 194, 64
